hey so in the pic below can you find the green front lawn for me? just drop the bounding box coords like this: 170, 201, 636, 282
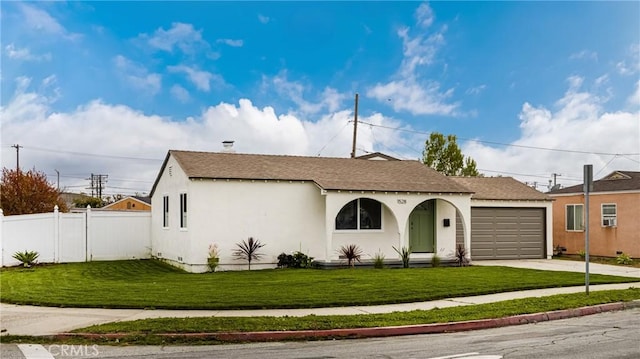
0, 259, 637, 309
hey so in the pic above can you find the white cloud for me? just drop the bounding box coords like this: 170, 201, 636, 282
466, 85, 487, 95
113, 55, 162, 95
217, 38, 243, 47
168, 65, 222, 92
616, 44, 640, 76
464, 77, 640, 189
0, 88, 407, 195
140, 22, 209, 54
170, 84, 190, 103
366, 4, 458, 116
18, 3, 81, 40
258, 14, 270, 24
5, 43, 52, 61
415, 2, 435, 28
368, 78, 458, 116
569, 50, 598, 61
266, 71, 348, 115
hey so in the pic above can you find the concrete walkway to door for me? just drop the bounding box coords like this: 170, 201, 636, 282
473, 259, 640, 278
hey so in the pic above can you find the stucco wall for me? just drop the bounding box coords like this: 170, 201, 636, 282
151, 155, 192, 265
186, 179, 326, 271
551, 192, 640, 258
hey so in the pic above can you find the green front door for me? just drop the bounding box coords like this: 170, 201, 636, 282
409, 203, 435, 253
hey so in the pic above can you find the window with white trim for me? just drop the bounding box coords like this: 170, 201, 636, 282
601, 203, 617, 227
180, 193, 187, 229
163, 195, 169, 228
335, 198, 382, 230
565, 204, 584, 231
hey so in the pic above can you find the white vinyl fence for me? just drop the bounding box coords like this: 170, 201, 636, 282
0, 206, 151, 267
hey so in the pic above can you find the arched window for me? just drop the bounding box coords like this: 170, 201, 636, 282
335, 198, 382, 230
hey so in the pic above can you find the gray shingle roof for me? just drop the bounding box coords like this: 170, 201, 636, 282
450, 176, 551, 201
152, 150, 473, 195
548, 171, 640, 195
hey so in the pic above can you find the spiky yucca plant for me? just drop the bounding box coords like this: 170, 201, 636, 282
233, 237, 265, 270
393, 246, 411, 268
339, 244, 363, 268
12, 250, 40, 268
454, 244, 469, 267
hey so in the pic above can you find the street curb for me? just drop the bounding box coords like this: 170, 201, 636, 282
56, 300, 640, 343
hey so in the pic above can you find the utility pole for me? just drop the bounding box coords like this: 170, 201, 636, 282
350, 93, 359, 158
55, 169, 60, 191
87, 174, 108, 201
11, 144, 23, 171
552, 173, 561, 187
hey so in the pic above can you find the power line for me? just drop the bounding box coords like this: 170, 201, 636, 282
26, 146, 163, 162
357, 121, 640, 157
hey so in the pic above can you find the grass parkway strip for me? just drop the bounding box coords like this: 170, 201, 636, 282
1, 289, 638, 346
0, 259, 637, 309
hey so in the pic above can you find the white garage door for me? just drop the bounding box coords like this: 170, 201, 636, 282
470, 207, 545, 260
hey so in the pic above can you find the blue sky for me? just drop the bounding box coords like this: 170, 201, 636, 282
1, 1, 639, 196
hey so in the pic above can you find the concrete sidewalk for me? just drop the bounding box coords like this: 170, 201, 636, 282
472, 259, 640, 278
1, 260, 639, 337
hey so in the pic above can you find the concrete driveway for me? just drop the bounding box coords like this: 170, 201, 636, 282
472, 259, 640, 278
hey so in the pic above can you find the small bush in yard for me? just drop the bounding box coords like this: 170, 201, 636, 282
431, 253, 441, 268
616, 253, 633, 265
577, 250, 586, 259
277, 251, 314, 268
207, 244, 220, 272
12, 250, 40, 268
373, 251, 385, 269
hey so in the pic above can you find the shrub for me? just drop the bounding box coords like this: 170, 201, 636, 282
233, 237, 265, 270
553, 245, 565, 257
207, 244, 220, 272
616, 253, 633, 265
12, 250, 39, 268
452, 244, 469, 267
339, 244, 363, 268
577, 250, 586, 259
277, 251, 314, 268
393, 246, 411, 268
431, 253, 441, 268
373, 251, 385, 269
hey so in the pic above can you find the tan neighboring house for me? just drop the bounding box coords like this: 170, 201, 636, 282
451, 177, 553, 260
102, 196, 152, 211
548, 171, 640, 258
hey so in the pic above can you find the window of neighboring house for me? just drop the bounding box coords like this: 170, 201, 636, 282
180, 193, 187, 229
601, 203, 617, 227
163, 195, 169, 228
566, 204, 584, 231
335, 198, 382, 230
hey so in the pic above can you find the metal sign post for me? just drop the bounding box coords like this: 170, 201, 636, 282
583, 164, 593, 295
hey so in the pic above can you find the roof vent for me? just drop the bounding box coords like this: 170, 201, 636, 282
222, 140, 236, 153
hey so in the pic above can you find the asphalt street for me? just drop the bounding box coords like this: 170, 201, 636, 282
2, 307, 639, 359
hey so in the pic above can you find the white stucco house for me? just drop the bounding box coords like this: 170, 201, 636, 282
150, 149, 476, 272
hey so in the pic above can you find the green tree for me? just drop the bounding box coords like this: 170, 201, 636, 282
73, 195, 104, 208
0, 168, 68, 215
422, 132, 480, 176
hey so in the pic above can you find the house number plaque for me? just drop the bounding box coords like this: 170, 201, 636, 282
397, 199, 407, 204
